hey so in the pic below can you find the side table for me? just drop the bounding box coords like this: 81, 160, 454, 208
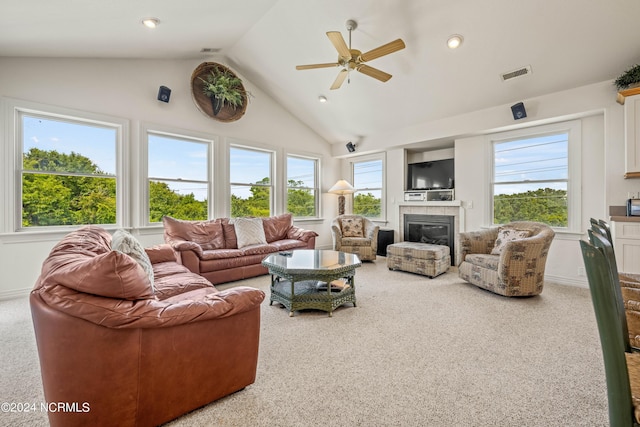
377, 228, 394, 256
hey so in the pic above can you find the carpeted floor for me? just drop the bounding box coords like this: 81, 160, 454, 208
0, 260, 608, 426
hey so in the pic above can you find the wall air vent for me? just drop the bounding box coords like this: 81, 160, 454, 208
500, 65, 532, 82
200, 48, 221, 53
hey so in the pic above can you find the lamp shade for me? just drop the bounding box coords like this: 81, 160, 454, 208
328, 179, 355, 195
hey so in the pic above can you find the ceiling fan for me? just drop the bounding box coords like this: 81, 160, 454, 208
296, 19, 406, 90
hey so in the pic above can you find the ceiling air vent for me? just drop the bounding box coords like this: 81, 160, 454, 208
500, 65, 532, 82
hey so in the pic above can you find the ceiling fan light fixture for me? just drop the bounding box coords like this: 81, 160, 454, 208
447, 34, 463, 49
142, 18, 160, 29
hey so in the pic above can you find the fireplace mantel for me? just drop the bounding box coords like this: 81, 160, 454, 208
399, 200, 462, 208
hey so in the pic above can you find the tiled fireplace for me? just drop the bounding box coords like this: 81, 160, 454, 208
399, 203, 464, 265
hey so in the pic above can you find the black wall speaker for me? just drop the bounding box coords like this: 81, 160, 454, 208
346, 142, 356, 153
157, 86, 171, 103
511, 102, 527, 120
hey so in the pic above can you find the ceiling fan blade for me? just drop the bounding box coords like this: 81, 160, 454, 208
330, 69, 349, 90
296, 63, 339, 70
326, 31, 351, 59
356, 64, 392, 82
360, 39, 406, 62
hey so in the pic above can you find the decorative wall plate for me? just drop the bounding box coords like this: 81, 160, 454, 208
190, 62, 248, 122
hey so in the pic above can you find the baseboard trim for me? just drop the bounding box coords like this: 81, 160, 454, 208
545, 274, 587, 288
0, 288, 31, 301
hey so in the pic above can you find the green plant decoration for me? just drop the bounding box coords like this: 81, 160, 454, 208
614, 64, 640, 91
198, 68, 252, 114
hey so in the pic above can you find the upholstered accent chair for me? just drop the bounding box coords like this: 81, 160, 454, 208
457, 221, 555, 296
331, 215, 379, 261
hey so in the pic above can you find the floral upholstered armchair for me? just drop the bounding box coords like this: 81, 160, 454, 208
457, 221, 555, 296
331, 215, 379, 261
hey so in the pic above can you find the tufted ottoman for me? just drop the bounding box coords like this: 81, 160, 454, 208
386, 242, 450, 278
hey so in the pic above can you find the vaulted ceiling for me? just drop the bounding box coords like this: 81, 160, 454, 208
3, 0, 640, 146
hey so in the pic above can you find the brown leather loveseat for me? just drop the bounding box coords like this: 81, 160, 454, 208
163, 213, 318, 285
30, 226, 265, 427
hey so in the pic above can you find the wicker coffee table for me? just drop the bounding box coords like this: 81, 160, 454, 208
262, 249, 361, 317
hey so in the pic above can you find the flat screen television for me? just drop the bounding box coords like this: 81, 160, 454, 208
407, 159, 454, 190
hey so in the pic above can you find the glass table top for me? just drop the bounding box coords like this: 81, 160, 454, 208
262, 249, 361, 273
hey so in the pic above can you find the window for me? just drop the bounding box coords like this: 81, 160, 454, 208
147, 132, 210, 222
230, 146, 273, 217
286, 155, 319, 218
491, 121, 581, 229
352, 157, 384, 219
20, 113, 119, 228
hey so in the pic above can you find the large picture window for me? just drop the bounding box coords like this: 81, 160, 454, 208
286, 155, 319, 218
352, 157, 384, 219
20, 113, 118, 228
230, 146, 273, 217
147, 132, 210, 222
491, 121, 581, 229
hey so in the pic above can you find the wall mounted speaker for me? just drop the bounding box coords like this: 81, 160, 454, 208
157, 86, 171, 103
511, 102, 527, 120
346, 142, 356, 153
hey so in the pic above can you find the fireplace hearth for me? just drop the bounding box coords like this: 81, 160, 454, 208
404, 214, 455, 265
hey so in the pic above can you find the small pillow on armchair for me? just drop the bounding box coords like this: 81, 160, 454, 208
341, 218, 364, 237
491, 227, 532, 255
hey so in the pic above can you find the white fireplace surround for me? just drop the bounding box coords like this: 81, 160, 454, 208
399, 201, 465, 265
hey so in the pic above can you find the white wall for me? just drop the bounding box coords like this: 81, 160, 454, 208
0, 57, 339, 299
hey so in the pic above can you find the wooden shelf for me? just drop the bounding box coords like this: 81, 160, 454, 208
617, 87, 640, 105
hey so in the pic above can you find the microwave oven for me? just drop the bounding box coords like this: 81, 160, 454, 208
628, 199, 640, 216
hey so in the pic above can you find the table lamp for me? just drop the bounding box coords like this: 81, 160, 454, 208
328, 179, 355, 216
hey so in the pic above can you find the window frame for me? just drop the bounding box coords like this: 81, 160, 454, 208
285, 153, 320, 219
3, 98, 128, 233
488, 120, 581, 231
143, 127, 214, 225
350, 153, 386, 221
229, 144, 275, 218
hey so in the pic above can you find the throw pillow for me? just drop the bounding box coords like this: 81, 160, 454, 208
262, 213, 293, 243
233, 217, 267, 249
341, 217, 364, 237
491, 227, 532, 255
112, 229, 155, 292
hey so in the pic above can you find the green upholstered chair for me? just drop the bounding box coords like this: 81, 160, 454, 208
580, 233, 640, 426
591, 218, 640, 349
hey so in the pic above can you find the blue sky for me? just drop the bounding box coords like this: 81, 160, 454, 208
493, 133, 568, 195
23, 115, 116, 174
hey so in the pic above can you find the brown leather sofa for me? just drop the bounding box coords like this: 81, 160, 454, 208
30, 226, 265, 427
163, 213, 318, 285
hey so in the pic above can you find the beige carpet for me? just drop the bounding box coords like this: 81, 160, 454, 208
0, 260, 608, 426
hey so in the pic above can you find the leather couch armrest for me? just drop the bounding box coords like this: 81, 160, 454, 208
35, 285, 265, 329
167, 240, 204, 258
145, 244, 177, 264
287, 225, 319, 242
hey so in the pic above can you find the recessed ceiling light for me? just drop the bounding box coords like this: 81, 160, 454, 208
447, 34, 463, 49
318, 95, 327, 103
142, 18, 160, 29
